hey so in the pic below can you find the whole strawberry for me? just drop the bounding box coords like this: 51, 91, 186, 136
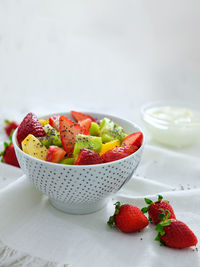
155, 210, 198, 248
0, 142, 20, 168
141, 195, 176, 224
17, 113, 46, 145
108, 201, 149, 233
5, 120, 19, 137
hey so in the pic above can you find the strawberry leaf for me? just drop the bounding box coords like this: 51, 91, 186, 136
5, 120, 11, 125
144, 198, 153, 205
107, 215, 115, 228
141, 206, 149, 213
155, 223, 165, 236
114, 201, 121, 215
158, 209, 166, 221
158, 195, 163, 202
107, 202, 121, 228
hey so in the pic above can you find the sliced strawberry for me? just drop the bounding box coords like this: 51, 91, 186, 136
5, 120, 19, 137
71, 111, 95, 122
101, 146, 138, 163
49, 115, 60, 132
0, 142, 20, 168
79, 118, 92, 131
75, 148, 103, 165
17, 113, 46, 145
122, 132, 143, 148
46, 146, 66, 163
59, 116, 89, 156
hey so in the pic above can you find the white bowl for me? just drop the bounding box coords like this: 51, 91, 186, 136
13, 112, 144, 214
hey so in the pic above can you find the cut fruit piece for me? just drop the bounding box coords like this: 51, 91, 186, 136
122, 132, 143, 148
38, 136, 52, 148
79, 118, 92, 131
49, 115, 60, 132
73, 134, 102, 155
89, 122, 100, 136
100, 118, 127, 143
39, 120, 49, 127
71, 111, 95, 122
99, 140, 121, 156
75, 149, 103, 165
101, 145, 138, 163
17, 113, 46, 145
21, 134, 48, 160
59, 157, 75, 165
46, 146, 66, 163
59, 116, 89, 156
21, 135, 31, 154
43, 124, 62, 147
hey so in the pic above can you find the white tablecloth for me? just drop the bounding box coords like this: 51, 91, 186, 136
0, 143, 199, 267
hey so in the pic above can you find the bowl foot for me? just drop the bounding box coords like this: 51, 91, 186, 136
49, 198, 108, 215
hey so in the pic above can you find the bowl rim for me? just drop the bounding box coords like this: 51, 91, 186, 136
12, 111, 145, 168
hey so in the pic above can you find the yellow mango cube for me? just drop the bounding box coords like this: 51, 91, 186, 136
22, 134, 48, 160
39, 119, 49, 126
100, 140, 121, 156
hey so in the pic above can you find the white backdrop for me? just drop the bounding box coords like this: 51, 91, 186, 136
0, 0, 200, 150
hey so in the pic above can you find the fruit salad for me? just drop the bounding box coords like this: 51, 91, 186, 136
16, 111, 143, 165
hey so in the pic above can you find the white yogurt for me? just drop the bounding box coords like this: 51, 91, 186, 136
142, 105, 200, 148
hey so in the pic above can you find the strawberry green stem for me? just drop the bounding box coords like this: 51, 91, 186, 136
107, 201, 121, 228
5, 120, 11, 125
141, 195, 167, 214
154, 209, 172, 245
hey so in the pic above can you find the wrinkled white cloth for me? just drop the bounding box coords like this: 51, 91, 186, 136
0, 145, 200, 267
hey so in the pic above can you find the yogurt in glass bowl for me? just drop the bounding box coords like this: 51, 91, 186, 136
141, 101, 200, 148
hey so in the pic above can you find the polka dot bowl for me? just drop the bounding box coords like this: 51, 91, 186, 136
12, 112, 144, 214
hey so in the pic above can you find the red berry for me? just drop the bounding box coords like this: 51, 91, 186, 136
5, 121, 19, 137
1, 143, 20, 168
71, 111, 95, 122
75, 149, 103, 165
46, 146, 66, 163
79, 118, 92, 131
17, 113, 46, 145
49, 115, 60, 132
59, 116, 89, 156
141, 195, 176, 224
155, 211, 198, 248
122, 132, 143, 148
108, 202, 149, 233
101, 146, 138, 163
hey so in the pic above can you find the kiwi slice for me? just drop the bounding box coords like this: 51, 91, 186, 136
73, 134, 102, 155
100, 118, 127, 143
38, 136, 52, 148
89, 122, 100, 136
43, 124, 62, 147
59, 158, 75, 165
